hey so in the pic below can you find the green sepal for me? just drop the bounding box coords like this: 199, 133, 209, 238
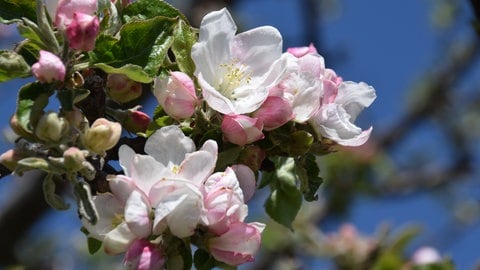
42, 173, 70, 210
0, 50, 31, 82
87, 237, 103, 255
74, 180, 98, 225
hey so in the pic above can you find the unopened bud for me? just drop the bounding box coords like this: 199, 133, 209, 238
83, 118, 121, 155
66, 12, 100, 51
0, 149, 22, 171
63, 147, 86, 171
10, 114, 32, 138
35, 112, 69, 142
221, 114, 264, 146
106, 73, 143, 103
124, 110, 151, 133
31, 50, 66, 83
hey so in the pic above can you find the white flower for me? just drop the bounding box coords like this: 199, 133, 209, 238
191, 8, 285, 115
310, 81, 376, 146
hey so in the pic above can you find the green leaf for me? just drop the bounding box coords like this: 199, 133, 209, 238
295, 154, 323, 201
90, 16, 177, 76
0, 0, 36, 23
0, 50, 31, 82
171, 19, 197, 76
122, 0, 187, 23
264, 158, 302, 229
15, 157, 53, 175
74, 181, 98, 225
16, 82, 53, 132
87, 237, 102, 255
42, 174, 70, 210
94, 63, 153, 83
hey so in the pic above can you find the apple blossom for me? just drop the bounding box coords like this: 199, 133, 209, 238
55, 0, 97, 29
221, 114, 264, 146
0, 149, 22, 171
66, 12, 99, 51
201, 167, 248, 235
309, 81, 376, 146
31, 50, 66, 83
191, 8, 285, 115
153, 71, 198, 120
269, 52, 324, 123
208, 222, 265, 266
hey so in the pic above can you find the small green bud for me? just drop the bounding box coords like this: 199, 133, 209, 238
35, 112, 69, 142
63, 147, 86, 171
83, 118, 121, 155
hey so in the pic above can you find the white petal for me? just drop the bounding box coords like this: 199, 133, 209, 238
145, 126, 195, 166
191, 8, 236, 83
119, 145, 136, 177
129, 154, 167, 194
335, 81, 376, 121
82, 193, 123, 240
103, 222, 137, 255
149, 179, 204, 238
108, 175, 137, 205
178, 151, 216, 186
231, 26, 282, 76
312, 104, 372, 146
199, 74, 237, 114
292, 83, 322, 123
124, 190, 152, 238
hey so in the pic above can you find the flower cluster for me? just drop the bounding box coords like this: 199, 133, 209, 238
157, 8, 376, 147
82, 126, 263, 267
0, 0, 376, 269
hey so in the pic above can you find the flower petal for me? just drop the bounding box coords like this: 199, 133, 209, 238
191, 8, 236, 83
104, 222, 137, 255
125, 190, 152, 238
145, 126, 195, 167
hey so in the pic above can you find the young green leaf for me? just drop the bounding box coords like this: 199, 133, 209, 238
122, 0, 188, 23
0, 0, 36, 23
0, 50, 31, 82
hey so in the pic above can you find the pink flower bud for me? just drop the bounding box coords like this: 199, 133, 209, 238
55, 0, 97, 29
221, 115, 264, 146
106, 74, 143, 103
124, 110, 151, 134
63, 147, 86, 171
83, 118, 121, 154
66, 12, 99, 51
124, 239, 165, 270
0, 149, 22, 171
31, 50, 66, 83
208, 222, 265, 266
153, 71, 198, 120
287, 43, 318, 58
252, 96, 293, 131
231, 164, 256, 202
202, 167, 247, 235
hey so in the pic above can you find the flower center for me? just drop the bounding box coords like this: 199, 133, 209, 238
218, 61, 252, 99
